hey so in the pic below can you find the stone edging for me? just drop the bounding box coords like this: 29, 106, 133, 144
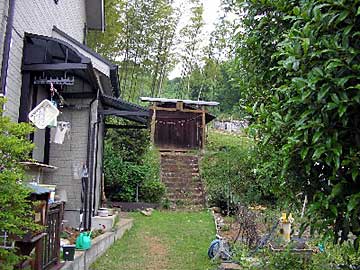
60, 218, 133, 270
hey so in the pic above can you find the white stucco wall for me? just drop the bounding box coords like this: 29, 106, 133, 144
4, 0, 86, 120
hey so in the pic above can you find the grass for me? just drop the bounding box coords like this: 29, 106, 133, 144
91, 210, 217, 270
206, 130, 252, 153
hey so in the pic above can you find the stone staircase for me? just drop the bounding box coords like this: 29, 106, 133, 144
160, 152, 205, 208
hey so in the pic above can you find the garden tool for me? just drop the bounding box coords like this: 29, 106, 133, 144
75, 230, 92, 250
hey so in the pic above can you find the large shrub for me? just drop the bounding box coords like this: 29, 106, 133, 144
273, 0, 360, 244
201, 131, 271, 211
229, 0, 360, 246
139, 145, 165, 203
103, 121, 165, 203
0, 98, 38, 268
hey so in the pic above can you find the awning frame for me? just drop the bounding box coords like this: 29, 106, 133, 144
100, 95, 149, 124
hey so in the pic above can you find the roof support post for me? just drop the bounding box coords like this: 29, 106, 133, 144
201, 106, 206, 149
151, 103, 157, 144
18, 72, 31, 122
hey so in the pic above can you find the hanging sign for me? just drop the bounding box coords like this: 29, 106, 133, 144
28, 99, 60, 129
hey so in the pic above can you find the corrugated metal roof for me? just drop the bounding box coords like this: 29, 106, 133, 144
140, 97, 219, 106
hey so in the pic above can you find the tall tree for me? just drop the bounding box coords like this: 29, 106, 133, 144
179, 0, 205, 98
87, 0, 180, 102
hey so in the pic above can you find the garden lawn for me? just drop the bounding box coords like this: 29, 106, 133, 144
91, 210, 216, 270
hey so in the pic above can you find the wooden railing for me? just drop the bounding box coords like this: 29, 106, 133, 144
42, 202, 64, 270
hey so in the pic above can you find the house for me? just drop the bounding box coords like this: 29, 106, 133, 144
0, 0, 148, 241
140, 97, 218, 150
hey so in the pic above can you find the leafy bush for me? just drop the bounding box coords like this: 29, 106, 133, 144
0, 98, 39, 268
138, 146, 165, 203
140, 180, 166, 203
104, 121, 165, 203
250, 241, 360, 270
103, 144, 139, 201
201, 131, 273, 211
228, 0, 360, 246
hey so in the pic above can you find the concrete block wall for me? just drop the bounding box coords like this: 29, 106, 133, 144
44, 98, 91, 227
3, 0, 86, 121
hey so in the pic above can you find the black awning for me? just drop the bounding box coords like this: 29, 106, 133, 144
100, 95, 149, 124
22, 33, 99, 89
53, 26, 120, 97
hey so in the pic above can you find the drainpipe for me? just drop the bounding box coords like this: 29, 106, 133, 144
0, 0, 16, 96
87, 90, 101, 230
85, 95, 97, 230
92, 117, 101, 215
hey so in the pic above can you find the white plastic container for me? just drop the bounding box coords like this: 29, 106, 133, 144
28, 99, 59, 129
97, 208, 109, 217
38, 184, 56, 202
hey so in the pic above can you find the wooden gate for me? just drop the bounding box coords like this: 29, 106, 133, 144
42, 202, 64, 270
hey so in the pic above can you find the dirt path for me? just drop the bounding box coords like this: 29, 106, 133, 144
143, 234, 170, 270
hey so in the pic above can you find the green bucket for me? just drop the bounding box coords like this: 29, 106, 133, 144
75, 231, 92, 250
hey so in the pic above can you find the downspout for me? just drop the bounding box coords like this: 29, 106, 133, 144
0, 0, 16, 96
86, 94, 97, 230
92, 117, 101, 214
87, 90, 101, 230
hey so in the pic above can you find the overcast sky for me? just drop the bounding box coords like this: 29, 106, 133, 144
168, 0, 222, 79
202, 0, 222, 35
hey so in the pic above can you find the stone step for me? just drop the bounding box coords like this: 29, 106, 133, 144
161, 168, 199, 173
165, 189, 204, 196
161, 163, 199, 168
163, 183, 202, 190
161, 157, 198, 162
163, 182, 203, 190
161, 172, 200, 178
161, 154, 198, 159
161, 176, 200, 181
167, 192, 204, 199
161, 162, 199, 166
160, 152, 205, 208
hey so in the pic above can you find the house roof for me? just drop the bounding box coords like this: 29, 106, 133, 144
53, 26, 119, 97
23, 33, 99, 89
140, 97, 219, 106
100, 95, 149, 124
85, 0, 105, 31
